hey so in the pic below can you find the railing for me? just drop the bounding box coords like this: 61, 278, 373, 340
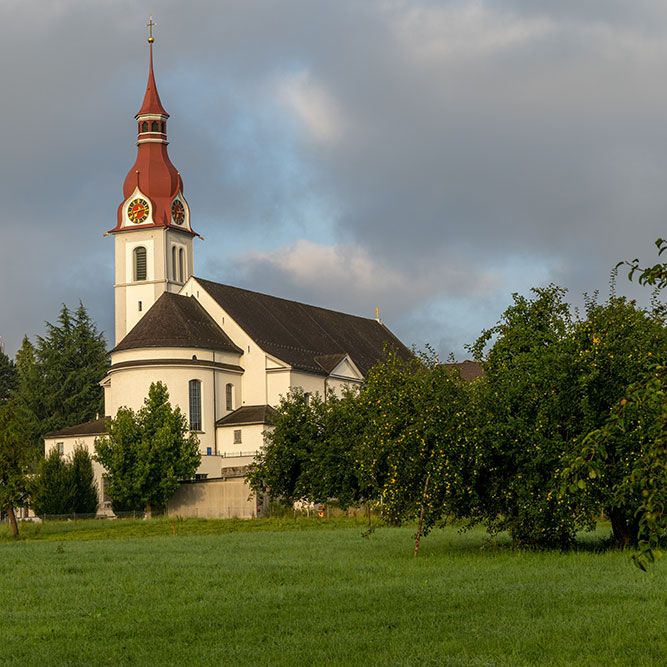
220, 450, 259, 458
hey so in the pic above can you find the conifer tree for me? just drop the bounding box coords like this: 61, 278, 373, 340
14, 304, 108, 445
0, 348, 16, 400
30, 444, 98, 517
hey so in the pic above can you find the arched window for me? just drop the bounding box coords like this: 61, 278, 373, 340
151, 121, 159, 132
225, 383, 233, 411
179, 248, 184, 282
172, 246, 177, 280
141, 121, 148, 132
134, 247, 147, 281
161, 121, 166, 133
189, 380, 202, 431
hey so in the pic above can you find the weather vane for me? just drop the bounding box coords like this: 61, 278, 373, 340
146, 14, 156, 43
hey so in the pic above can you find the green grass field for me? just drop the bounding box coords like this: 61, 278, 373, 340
1, 518, 665, 666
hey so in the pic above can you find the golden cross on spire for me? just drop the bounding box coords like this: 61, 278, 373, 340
146, 14, 156, 43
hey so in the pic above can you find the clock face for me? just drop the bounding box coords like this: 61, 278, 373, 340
127, 198, 150, 224
172, 199, 185, 225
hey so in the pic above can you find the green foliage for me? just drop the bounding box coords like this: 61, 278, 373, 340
250, 351, 482, 538
559, 294, 667, 548
357, 351, 481, 534
622, 237, 667, 290
30, 445, 98, 516
0, 400, 35, 535
247, 387, 364, 508
0, 348, 16, 400
13, 304, 108, 447
71, 445, 99, 514
255, 280, 667, 558
95, 382, 200, 513
470, 286, 583, 547
563, 367, 667, 569
469, 286, 667, 548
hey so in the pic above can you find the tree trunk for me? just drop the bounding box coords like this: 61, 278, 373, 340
609, 506, 633, 548
7, 506, 19, 539
414, 474, 431, 558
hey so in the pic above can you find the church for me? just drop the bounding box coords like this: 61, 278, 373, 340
43, 31, 411, 517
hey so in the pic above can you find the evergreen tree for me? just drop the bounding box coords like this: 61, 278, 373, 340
0, 348, 16, 400
30, 444, 98, 517
13, 337, 44, 451
14, 303, 108, 444
70, 445, 99, 514
30, 448, 74, 516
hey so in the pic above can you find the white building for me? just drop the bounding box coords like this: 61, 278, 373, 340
43, 34, 411, 516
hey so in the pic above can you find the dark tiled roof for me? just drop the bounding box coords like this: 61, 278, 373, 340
112, 292, 242, 354
196, 278, 412, 376
44, 417, 110, 439
442, 360, 486, 382
216, 405, 277, 427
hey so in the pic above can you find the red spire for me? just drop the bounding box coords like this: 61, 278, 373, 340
110, 25, 195, 236
137, 41, 168, 117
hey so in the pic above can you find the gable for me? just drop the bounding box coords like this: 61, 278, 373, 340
328, 356, 363, 381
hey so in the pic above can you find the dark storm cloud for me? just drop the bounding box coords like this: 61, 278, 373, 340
2, 0, 667, 357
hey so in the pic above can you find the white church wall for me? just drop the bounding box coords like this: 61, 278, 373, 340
214, 368, 241, 418
266, 368, 291, 405
217, 423, 267, 458
182, 278, 270, 407
106, 363, 216, 449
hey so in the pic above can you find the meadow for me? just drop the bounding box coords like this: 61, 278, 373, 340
1, 517, 665, 666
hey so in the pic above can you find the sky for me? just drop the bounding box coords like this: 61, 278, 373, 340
2, 0, 667, 359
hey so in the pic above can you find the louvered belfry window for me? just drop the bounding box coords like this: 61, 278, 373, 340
189, 380, 202, 431
134, 247, 147, 281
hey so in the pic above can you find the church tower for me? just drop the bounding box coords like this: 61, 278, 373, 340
109, 22, 197, 345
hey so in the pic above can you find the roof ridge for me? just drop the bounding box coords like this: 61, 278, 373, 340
194, 276, 379, 323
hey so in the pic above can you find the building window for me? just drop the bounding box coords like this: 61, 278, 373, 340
304, 392, 311, 407
57, 442, 64, 455
233, 430, 242, 445
179, 248, 184, 282
141, 121, 148, 132
172, 246, 177, 280
195, 473, 208, 480
189, 379, 202, 431
206, 447, 212, 456
225, 383, 233, 411
134, 246, 147, 281
138, 301, 142, 312
151, 121, 159, 132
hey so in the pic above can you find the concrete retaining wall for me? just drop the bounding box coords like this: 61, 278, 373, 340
167, 476, 257, 519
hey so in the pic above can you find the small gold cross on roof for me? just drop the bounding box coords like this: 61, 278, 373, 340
146, 14, 156, 43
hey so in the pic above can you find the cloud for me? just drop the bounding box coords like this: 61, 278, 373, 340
390, 2, 555, 62
228, 239, 565, 355
276, 70, 344, 145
